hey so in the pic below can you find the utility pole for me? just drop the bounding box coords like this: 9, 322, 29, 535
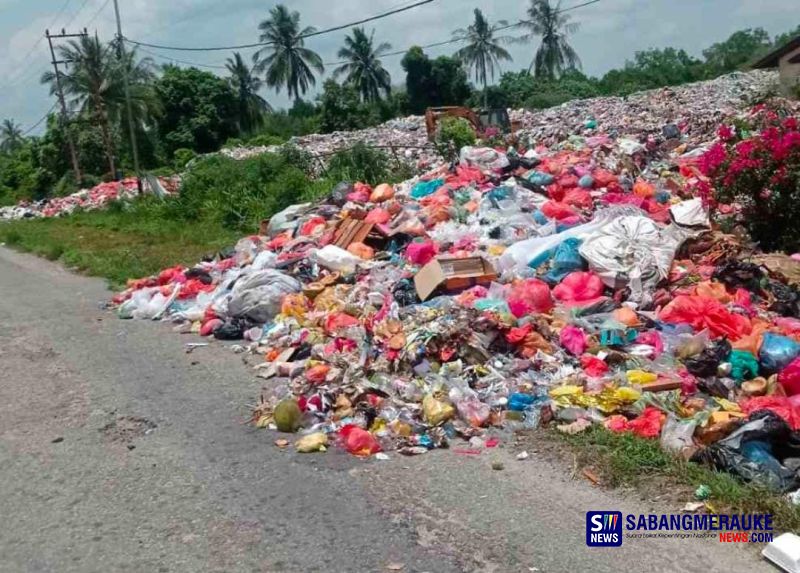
112, 0, 141, 193
46, 28, 86, 186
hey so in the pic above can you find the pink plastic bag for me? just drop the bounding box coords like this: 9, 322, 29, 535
552, 272, 604, 305
365, 208, 391, 224
740, 396, 800, 429
406, 240, 438, 266
581, 354, 609, 377
628, 406, 664, 438
560, 325, 587, 356
507, 279, 553, 317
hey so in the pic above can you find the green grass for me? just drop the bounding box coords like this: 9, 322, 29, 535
0, 208, 239, 289
553, 425, 800, 531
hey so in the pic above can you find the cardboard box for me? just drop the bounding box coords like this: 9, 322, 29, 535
414, 256, 497, 301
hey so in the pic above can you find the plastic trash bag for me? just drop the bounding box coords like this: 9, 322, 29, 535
660, 415, 697, 453
422, 395, 455, 425
552, 272, 604, 305
760, 333, 800, 372
560, 325, 588, 356
684, 339, 731, 378
120, 285, 180, 320
227, 270, 302, 323
692, 411, 799, 491
507, 279, 553, 317
779, 357, 800, 396
659, 295, 751, 340
579, 214, 680, 305
450, 387, 490, 427
339, 424, 381, 456
729, 350, 759, 382
410, 178, 445, 199
544, 238, 585, 284
406, 240, 438, 266
628, 407, 664, 438
459, 146, 510, 171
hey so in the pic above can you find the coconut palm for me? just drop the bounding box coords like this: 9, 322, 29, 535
226, 52, 272, 133
41, 35, 118, 174
517, 0, 581, 79
0, 119, 24, 154
333, 27, 392, 102
253, 4, 324, 102
453, 9, 513, 109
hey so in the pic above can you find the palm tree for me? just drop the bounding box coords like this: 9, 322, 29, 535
226, 52, 272, 133
0, 119, 24, 154
453, 9, 513, 109
41, 35, 118, 174
517, 0, 581, 79
253, 4, 324, 103
333, 27, 392, 102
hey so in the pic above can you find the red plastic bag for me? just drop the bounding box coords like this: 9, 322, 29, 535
552, 272, 604, 305
740, 396, 800, 429
560, 325, 587, 356
324, 312, 360, 334
659, 295, 751, 340
563, 188, 593, 210
628, 406, 664, 438
580, 354, 609, 377
779, 357, 800, 396
300, 216, 326, 236
406, 240, 438, 266
605, 415, 630, 432
507, 279, 553, 317
541, 201, 578, 220
339, 424, 382, 456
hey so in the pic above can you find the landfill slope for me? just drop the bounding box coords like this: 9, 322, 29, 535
0, 246, 772, 573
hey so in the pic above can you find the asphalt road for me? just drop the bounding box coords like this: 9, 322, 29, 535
0, 246, 776, 573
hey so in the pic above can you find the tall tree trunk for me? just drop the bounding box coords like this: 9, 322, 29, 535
483, 78, 488, 111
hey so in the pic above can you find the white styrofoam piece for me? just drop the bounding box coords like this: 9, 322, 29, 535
763, 533, 800, 573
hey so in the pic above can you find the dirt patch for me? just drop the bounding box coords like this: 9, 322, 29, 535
100, 416, 157, 446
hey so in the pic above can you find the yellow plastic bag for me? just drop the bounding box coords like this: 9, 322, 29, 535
295, 432, 328, 453
626, 370, 658, 385
422, 394, 455, 425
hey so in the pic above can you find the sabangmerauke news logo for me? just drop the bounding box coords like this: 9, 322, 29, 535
586, 511, 623, 547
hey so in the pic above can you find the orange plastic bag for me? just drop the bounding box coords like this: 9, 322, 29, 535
347, 242, 375, 260
633, 179, 655, 198
370, 183, 394, 203
694, 281, 731, 303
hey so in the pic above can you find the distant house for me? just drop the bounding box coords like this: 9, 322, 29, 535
753, 34, 800, 96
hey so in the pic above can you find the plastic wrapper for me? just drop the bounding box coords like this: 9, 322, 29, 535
660, 415, 697, 453
729, 350, 759, 382
228, 270, 302, 323
543, 238, 585, 284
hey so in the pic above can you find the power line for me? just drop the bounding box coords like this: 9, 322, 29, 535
85, 0, 112, 28
22, 103, 58, 136
3, 0, 75, 87
123, 0, 436, 52
63, 0, 93, 30
136, 46, 228, 70
323, 0, 602, 65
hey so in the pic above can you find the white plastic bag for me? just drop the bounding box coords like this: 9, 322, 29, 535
227, 270, 301, 323
311, 245, 362, 274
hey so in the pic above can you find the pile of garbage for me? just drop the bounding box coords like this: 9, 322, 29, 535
220, 115, 438, 170
112, 75, 800, 491
0, 176, 180, 221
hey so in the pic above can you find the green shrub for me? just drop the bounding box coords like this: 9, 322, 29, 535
435, 117, 476, 161
173, 148, 197, 171
326, 143, 393, 185
248, 134, 285, 147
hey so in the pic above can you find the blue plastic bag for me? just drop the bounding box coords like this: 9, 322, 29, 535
526, 171, 554, 187
760, 333, 800, 371
508, 393, 537, 411
544, 238, 585, 284
410, 178, 444, 199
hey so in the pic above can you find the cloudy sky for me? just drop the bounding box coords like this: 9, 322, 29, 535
0, 0, 796, 134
